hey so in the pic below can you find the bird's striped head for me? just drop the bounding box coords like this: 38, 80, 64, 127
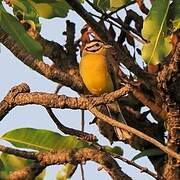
82, 40, 112, 56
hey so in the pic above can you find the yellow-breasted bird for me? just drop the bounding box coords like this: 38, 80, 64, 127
79, 39, 131, 141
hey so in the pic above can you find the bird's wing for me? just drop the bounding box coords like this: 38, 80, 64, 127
105, 48, 120, 90
106, 102, 132, 141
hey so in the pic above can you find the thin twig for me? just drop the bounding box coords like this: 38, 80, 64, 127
80, 164, 85, 180
89, 107, 180, 161
92, 142, 162, 180
111, 153, 163, 180
81, 110, 85, 132
86, 0, 146, 43
46, 107, 97, 142
89, 12, 145, 44
80, 103, 85, 180
0, 145, 36, 160
54, 84, 63, 94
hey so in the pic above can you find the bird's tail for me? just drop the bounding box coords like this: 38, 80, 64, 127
106, 101, 131, 141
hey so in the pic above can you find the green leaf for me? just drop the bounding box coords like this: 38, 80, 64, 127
0, 153, 45, 180
93, 0, 110, 11
28, 0, 70, 18
1, 128, 89, 151
142, 0, 172, 65
0, 4, 43, 59
103, 146, 123, 155
109, 0, 131, 11
132, 148, 165, 161
0, 159, 4, 168
29, 0, 59, 2
11, 0, 41, 31
0, 160, 7, 180
56, 164, 77, 180
10, 0, 70, 19
169, 0, 180, 31
10, 0, 39, 20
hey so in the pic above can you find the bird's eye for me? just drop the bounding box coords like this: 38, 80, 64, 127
95, 43, 100, 47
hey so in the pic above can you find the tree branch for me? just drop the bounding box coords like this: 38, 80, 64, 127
86, 0, 145, 44
0, 145, 35, 160
65, 0, 156, 89
65, 0, 109, 41
0, 84, 179, 161
109, 152, 162, 180
46, 107, 97, 142
0, 83, 130, 120
0, 27, 84, 93
36, 34, 69, 67
0, 145, 132, 180
37, 21, 79, 71
9, 163, 45, 180
157, 42, 180, 179
89, 107, 180, 161
131, 87, 166, 120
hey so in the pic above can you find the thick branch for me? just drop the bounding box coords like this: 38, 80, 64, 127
0, 27, 84, 93
157, 42, 180, 179
36, 35, 67, 65
0, 84, 130, 120
37, 148, 132, 180
0, 84, 177, 161
0, 145, 131, 180
0, 82, 166, 121
9, 163, 45, 180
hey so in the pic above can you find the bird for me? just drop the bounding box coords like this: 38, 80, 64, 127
79, 39, 131, 141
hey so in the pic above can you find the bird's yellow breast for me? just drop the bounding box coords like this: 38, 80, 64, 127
80, 54, 114, 95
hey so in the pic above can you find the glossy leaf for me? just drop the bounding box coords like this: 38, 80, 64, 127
132, 148, 164, 161
0, 5, 43, 59
1, 128, 89, 151
109, 0, 130, 11
9, 0, 70, 19
56, 164, 77, 180
0, 153, 45, 180
29, 0, 70, 18
142, 0, 172, 65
